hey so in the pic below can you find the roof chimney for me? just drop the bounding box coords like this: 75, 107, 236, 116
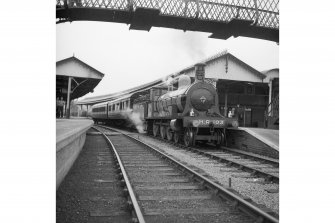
194, 63, 206, 83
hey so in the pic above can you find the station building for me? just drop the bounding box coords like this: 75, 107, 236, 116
77, 50, 279, 129
176, 51, 279, 129
56, 56, 105, 118
262, 68, 279, 129
56, 56, 105, 188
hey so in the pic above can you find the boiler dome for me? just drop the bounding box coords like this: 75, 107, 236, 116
178, 75, 191, 89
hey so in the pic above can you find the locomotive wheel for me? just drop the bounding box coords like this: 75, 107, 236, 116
166, 127, 173, 141
153, 124, 159, 137
160, 125, 166, 139
184, 128, 194, 147
173, 131, 180, 143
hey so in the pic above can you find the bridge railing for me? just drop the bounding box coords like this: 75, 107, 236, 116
56, 0, 279, 29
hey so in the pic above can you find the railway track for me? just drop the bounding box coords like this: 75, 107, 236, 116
148, 132, 279, 184
95, 125, 279, 223
181, 145, 279, 184
56, 128, 140, 223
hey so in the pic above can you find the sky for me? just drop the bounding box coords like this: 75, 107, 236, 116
57, 21, 279, 100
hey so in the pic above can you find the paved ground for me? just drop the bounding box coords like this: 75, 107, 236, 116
56, 118, 93, 145
240, 128, 279, 151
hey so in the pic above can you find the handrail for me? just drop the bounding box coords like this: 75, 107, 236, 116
56, 0, 279, 29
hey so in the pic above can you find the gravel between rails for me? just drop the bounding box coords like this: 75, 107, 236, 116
103, 131, 258, 223
56, 129, 132, 223
121, 131, 279, 215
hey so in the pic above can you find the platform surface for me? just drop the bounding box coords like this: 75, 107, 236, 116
239, 127, 279, 151
56, 118, 93, 150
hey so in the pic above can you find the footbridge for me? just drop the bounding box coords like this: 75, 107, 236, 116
56, 0, 279, 42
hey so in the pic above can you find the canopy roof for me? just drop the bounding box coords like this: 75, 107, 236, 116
56, 56, 104, 100
78, 50, 269, 105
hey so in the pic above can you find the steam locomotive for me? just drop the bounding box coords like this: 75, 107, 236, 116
92, 63, 238, 146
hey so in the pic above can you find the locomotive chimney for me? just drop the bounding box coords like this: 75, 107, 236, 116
194, 63, 206, 83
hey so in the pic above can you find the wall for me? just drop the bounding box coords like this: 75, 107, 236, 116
263, 69, 279, 83
226, 129, 279, 159
56, 120, 93, 189
184, 56, 264, 83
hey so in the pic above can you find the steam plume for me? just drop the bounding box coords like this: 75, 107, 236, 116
121, 108, 145, 133
161, 75, 175, 87
174, 32, 207, 63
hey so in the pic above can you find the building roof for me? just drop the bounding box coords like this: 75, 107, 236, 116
261, 68, 279, 75
76, 77, 163, 105
56, 56, 105, 78
78, 50, 269, 105
178, 50, 266, 79
56, 56, 105, 100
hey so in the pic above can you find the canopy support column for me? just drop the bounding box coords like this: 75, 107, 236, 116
224, 91, 228, 117
66, 77, 72, 119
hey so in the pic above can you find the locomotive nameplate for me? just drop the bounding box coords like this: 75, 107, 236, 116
183, 117, 228, 128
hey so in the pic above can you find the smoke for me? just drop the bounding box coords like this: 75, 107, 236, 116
121, 108, 145, 133
162, 75, 175, 86
175, 32, 208, 63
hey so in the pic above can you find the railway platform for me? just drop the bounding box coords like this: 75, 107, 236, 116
240, 128, 279, 151
56, 118, 93, 189
226, 127, 279, 159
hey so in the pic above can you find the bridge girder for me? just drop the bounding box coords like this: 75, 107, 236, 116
56, 0, 279, 42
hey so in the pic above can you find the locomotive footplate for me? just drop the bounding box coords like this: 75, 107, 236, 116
183, 116, 238, 128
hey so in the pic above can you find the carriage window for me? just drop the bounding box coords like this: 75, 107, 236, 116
112, 104, 115, 111
98, 107, 106, 112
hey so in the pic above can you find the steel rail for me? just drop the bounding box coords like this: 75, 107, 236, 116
221, 146, 279, 166
92, 126, 146, 223
183, 146, 279, 184
152, 136, 279, 183
98, 125, 279, 223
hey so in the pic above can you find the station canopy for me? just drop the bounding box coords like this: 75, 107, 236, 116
56, 56, 104, 100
